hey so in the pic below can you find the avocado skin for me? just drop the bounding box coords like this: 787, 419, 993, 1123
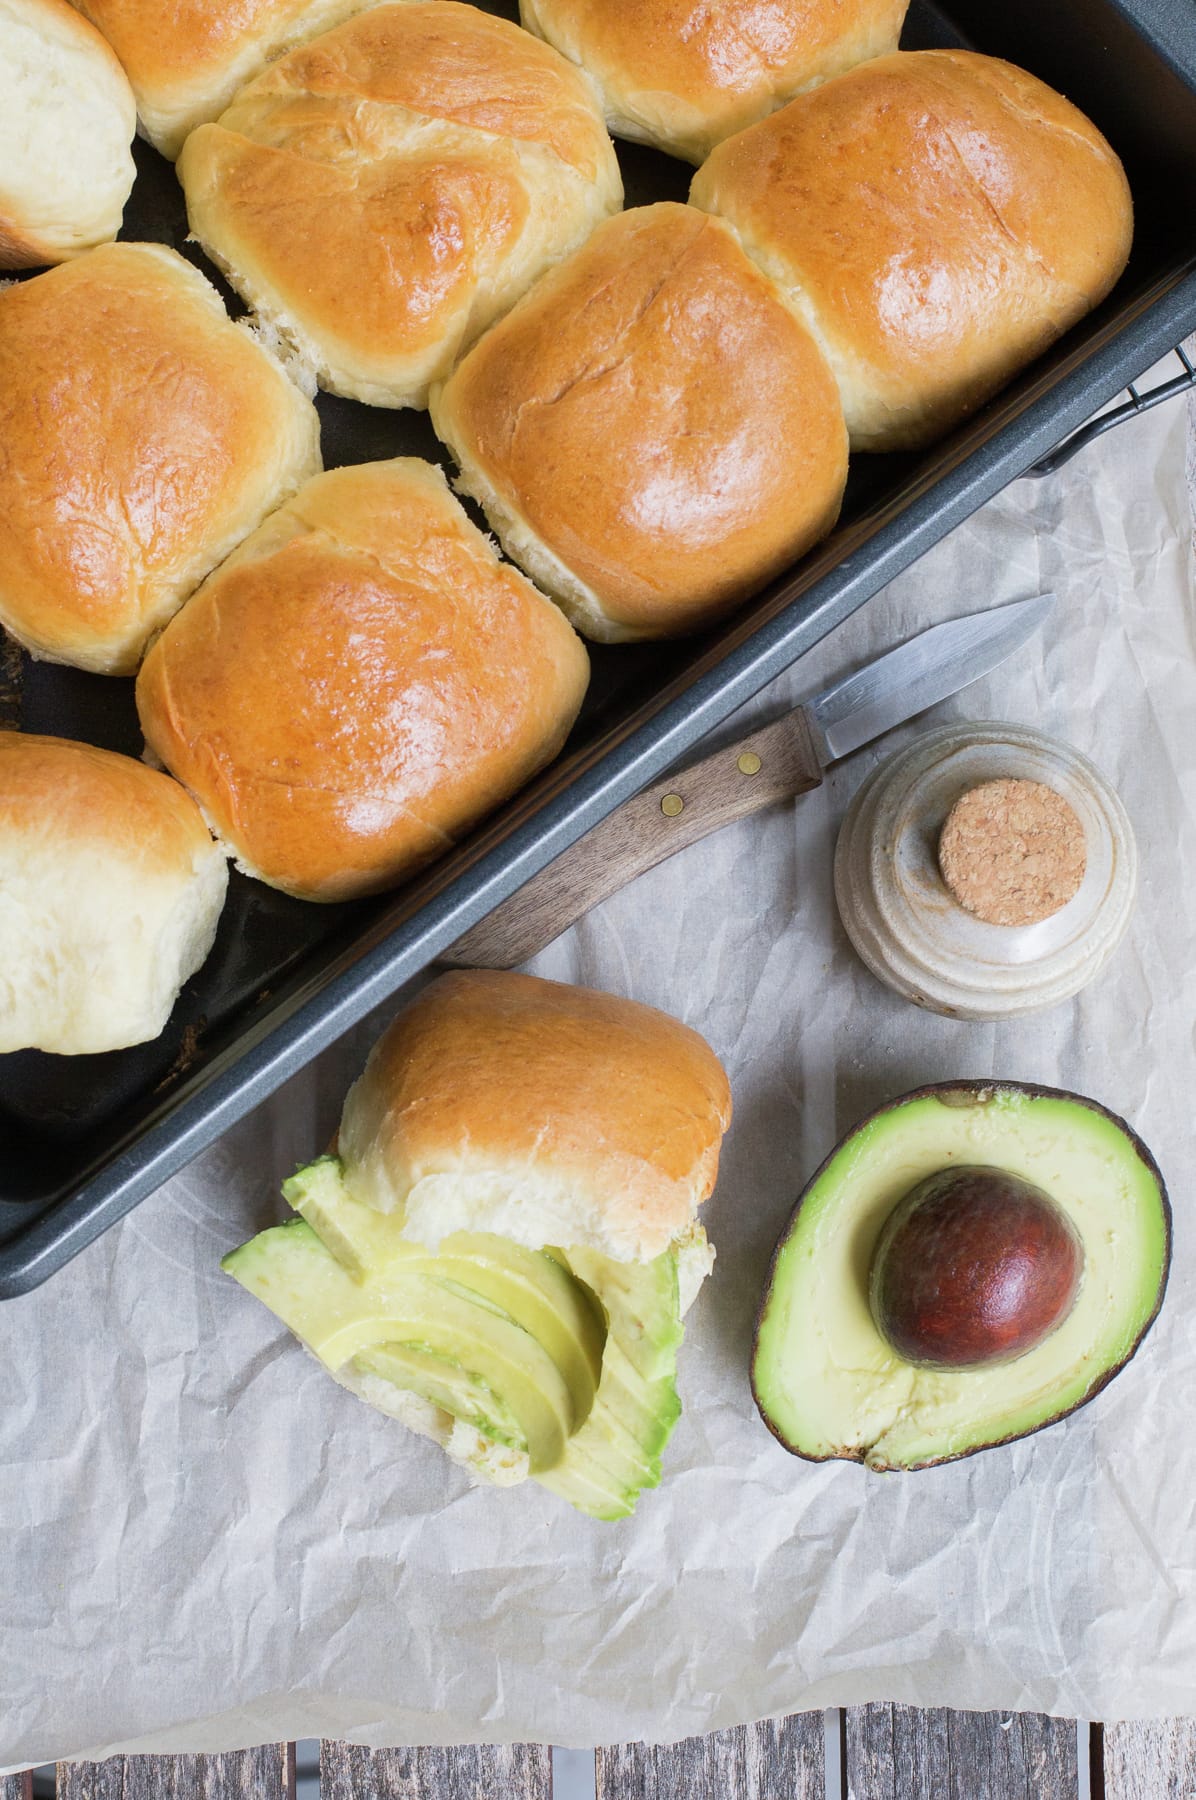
751, 1080, 1172, 1471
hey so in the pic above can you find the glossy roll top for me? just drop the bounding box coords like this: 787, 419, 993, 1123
691, 50, 1134, 451
336, 969, 735, 1262
71, 0, 380, 158
177, 2, 623, 408
0, 242, 321, 674
135, 458, 590, 903
520, 0, 908, 163
432, 202, 848, 641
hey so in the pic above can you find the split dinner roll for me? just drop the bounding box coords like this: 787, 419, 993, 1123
0, 0, 136, 266
0, 243, 321, 675
222, 970, 732, 1512
0, 735, 228, 1055
70, 0, 380, 159
177, 3, 623, 409
136, 460, 590, 903
431, 203, 849, 641
339, 971, 733, 1265
691, 50, 1134, 452
520, 0, 908, 164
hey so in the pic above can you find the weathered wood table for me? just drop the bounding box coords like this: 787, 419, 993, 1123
6, 1710, 1195, 1799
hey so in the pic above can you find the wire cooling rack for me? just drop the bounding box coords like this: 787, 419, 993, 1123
1026, 342, 1196, 476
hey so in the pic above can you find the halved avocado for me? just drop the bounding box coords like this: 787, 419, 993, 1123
752, 1082, 1171, 1471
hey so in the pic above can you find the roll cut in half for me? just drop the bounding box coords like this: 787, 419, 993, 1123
71, 0, 380, 159
0, 735, 228, 1055
223, 970, 733, 1518
0, 243, 321, 675
520, 0, 908, 164
177, 3, 623, 409
691, 50, 1134, 452
0, 0, 136, 266
431, 203, 848, 642
136, 460, 590, 903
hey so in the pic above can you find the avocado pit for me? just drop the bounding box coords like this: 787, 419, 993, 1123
869, 1166, 1084, 1370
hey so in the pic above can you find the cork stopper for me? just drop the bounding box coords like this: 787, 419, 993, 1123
938, 778, 1086, 927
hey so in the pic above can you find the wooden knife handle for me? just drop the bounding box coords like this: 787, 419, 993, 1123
442, 704, 824, 969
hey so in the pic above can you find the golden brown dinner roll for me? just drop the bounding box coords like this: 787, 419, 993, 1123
691, 50, 1134, 452
0, 734, 228, 1055
136, 459, 590, 903
70, 0, 378, 159
520, 0, 908, 164
177, 3, 623, 410
223, 968, 731, 1510
431, 203, 848, 642
0, 0, 136, 266
338, 970, 734, 1263
0, 242, 321, 675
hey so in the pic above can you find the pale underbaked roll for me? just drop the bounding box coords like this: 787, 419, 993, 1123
0, 734, 228, 1055
0, 0, 136, 266
0, 242, 322, 675
520, 0, 908, 164
223, 970, 732, 1514
70, 0, 380, 159
691, 50, 1134, 453
177, 3, 623, 410
136, 460, 590, 903
431, 202, 848, 642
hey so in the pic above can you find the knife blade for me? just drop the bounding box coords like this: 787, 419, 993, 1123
443, 593, 1055, 969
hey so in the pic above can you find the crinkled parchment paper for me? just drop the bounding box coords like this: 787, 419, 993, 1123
3, 374, 1194, 1764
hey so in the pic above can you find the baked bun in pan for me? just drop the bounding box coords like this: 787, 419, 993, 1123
177, 2, 623, 409
222, 970, 732, 1511
0, 242, 321, 675
0, 0, 136, 266
0, 734, 228, 1055
431, 202, 848, 642
70, 0, 380, 160
691, 49, 1134, 452
520, 0, 908, 164
136, 459, 590, 903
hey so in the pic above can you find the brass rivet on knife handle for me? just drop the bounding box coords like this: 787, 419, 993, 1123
441, 705, 825, 970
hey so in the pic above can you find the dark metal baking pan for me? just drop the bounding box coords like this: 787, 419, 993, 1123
2, 0, 1195, 1295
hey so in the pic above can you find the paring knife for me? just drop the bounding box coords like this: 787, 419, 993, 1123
444, 593, 1055, 970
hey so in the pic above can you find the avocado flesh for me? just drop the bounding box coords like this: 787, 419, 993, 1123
535, 1246, 684, 1521
227, 1159, 691, 1512
354, 1342, 527, 1452
283, 1158, 605, 1427
752, 1086, 1170, 1471
222, 1218, 581, 1473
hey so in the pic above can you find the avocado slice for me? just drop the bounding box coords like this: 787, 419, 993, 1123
752, 1082, 1170, 1471
226, 1159, 698, 1515
535, 1246, 685, 1521
354, 1341, 528, 1452
282, 1157, 605, 1426
222, 1218, 579, 1472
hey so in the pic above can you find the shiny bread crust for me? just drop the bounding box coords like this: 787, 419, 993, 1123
337, 970, 734, 1262
691, 50, 1134, 452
